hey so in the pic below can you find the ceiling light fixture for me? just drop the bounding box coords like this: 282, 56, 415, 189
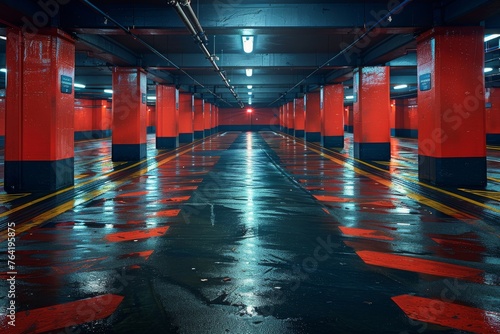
0, 36, 6, 40
345, 95, 354, 100
248, 98, 252, 105
248, 92, 253, 95
394, 84, 408, 90
147, 96, 157, 100
242, 36, 254, 53
484, 67, 494, 73
104, 89, 113, 94
246, 68, 253, 77
74, 83, 86, 89
0, 68, 6, 73
247, 85, 253, 90
484, 34, 500, 42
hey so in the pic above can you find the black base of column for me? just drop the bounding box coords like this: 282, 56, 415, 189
295, 130, 305, 138
92, 130, 111, 139
288, 128, 295, 135
147, 126, 156, 134
156, 137, 179, 149
112, 143, 147, 162
283, 127, 288, 134
323, 136, 344, 148
394, 129, 418, 138
179, 133, 194, 143
194, 131, 204, 139
344, 125, 353, 133
418, 155, 486, 187
354, 142, 390, 161
305, 132, 321, 143
4, 158, 74, 194
0, 135, 5, 148
487, 134, 500, 145
204, 129, 211, 137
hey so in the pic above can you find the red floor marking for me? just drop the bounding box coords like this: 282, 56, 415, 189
116, 191, 149, 198
155, 196, 191, 204
322, 208, 331, 215
1, 294, 124, 334
51, 257, 108, 275
148, 209, 181, 217
431, 237, 485, 250
392, 294, 500, 333
339, 226, 394, 241
359, 200, 396, 208
130, 265, 141, 270
313, 195, 351, 203
356, 251, 484, 282
120, 250, 154, 260
105, 227, 170, 242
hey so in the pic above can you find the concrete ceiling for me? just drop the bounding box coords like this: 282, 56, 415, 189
0, 0, 500, 107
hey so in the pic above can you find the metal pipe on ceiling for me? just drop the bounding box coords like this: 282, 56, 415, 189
268, 0, 415, 107
169, 0, 244, 108
77, 0, 233, 106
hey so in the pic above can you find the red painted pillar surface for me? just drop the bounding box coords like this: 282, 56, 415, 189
394, 99, 404, 137
294, 97, 305, 138
156, 85, 178, 149
204, 101, 212, 137
0, 96, 5, 147
322, 84, 345, 148
112, 67, 147, 161
194, 98, 204, 139
5, 28, 75, 193
93, 99, 112, 138
305, 92, 322, 142
353, 66, 391, 161
486, 88, 500, 145
74, 99, 93, 140
287, 101, 294, 135
179, 93, 194, 143
417, 27, 486, 187
211, 104, 217, 133
344, 106, 354, 133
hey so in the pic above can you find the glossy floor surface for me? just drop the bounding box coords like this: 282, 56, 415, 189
0, 132, 499, 333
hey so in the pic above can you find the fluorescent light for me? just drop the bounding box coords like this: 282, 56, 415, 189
104, 89, 113, 94
247, 85, 253, 89
74, 83, 86, 89
345, 95, 354, 99
394, 84, 408, 90
484, 67, 494, 73
248, 98, 252, 105
248, 92, 252, 95
246, 68, 253, 77
0, 68, 6, 73
484, 34, 500, 42
242, 36, 254, 53
147, 96, 156, 100
0, 36, 6, 40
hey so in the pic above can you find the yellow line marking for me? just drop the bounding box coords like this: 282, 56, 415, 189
488, 177, 500, 183
0, 137, 210, 241
487, 146, 500, 151
458, 189, 500, 202
0, 193, 31, 204
302, 140, 500, 215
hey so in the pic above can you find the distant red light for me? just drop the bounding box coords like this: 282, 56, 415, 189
247, 109, 253, 113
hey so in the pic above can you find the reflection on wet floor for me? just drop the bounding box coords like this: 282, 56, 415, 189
0, 132, 499, 333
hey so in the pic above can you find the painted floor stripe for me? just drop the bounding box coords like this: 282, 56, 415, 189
0, 294, 124, 334
105, 227, 170, 243
392, 294, 500, 333
339, 226, 394, 241
356, 250, 484, 282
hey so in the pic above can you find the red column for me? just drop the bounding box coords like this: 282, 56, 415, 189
156, 85, 178, 149
344, 106, 353, 133
486, 88, 500, 145
193, 98, 204, 139
179, 93, 194, 143
204, 101, 212, 137
353, 66, 391, 161
417, 27, 486, 187
322, 84, 345, 148
305, 92, 322, 142
393, 99, 404, 137
211, 104, 217, 133
112, 67, 147, 161
287, 101, 294, 135
93, 99, 112, 138
294, 97, 305, 138
5, 28, 75, 193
